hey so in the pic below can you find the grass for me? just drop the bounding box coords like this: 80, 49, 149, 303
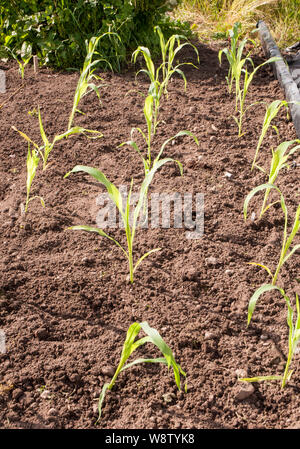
173, 0, 299, 48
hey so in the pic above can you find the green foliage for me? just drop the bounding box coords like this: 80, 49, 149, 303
132, 25, 199, 139
0, 0, 190, 71
256, 140, 300, 218
218, 21, 244, 94
68, 33, 117, 129
13, 110, 102, 171
5, 41, 33, 80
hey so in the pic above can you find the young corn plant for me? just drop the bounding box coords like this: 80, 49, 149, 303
68, 33, 119, 129
244, 183, 300, 286
219, 23, 280, 136
132, 25, 199, 138
251, 99, 289, 171
218, 22, 255, 102
233, 54, 280, 137
97, 321, 186, 422
12, 108, 102, 170
255, 139, 300, 218
24, 143, 44, 213
239, 285, 300, 388
6, 42, 33, 80
120, 124, 198, 181
218, 22, 246, 94
64, 158, 177, 283
120, 92, 198, 205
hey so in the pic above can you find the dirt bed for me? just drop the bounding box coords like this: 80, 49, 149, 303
0, 41, 299, 430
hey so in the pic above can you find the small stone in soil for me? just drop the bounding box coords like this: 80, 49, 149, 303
35, 328, 49, 340
12, 388, 23, 401
206, 256, 217, 266
235, 368, 248, 378
48, 408, 58, 417
162, 392, 176, 403
101, 366, 115, 377
40, 389, 52, 399
234, 382, 255, 401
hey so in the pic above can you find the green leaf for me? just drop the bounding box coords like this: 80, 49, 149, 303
64, 165, 123, 216
243, 183, 283, 220
248, 284, 284, 325
133, 248, 161, 273
97, 382, 110, 422
239, 375, 283, 382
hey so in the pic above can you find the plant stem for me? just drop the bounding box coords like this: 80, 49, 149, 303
281, 341, 293, 388
260, 189, 270, 218
128, 247, 134, 284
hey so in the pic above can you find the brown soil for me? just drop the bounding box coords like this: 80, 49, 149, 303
0, 41, 299, 430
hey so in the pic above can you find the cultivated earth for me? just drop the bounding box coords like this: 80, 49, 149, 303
0, 40, 299, 429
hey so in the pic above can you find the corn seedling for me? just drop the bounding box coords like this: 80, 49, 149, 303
218, 22, 245, 94
6, 42, 32, 80
219, 23, 280, 136
25, 143, 44, 213
244, 183, 300, 285
68, 33, 119, 129
252, 100, 289, 171
121, 127, 198, 179
120, 127, 198, 214
239, 284, 300, 388
12, 108, 102, 170
218, 22, 255, 103
64, 158, 177, 283
233, 55, 280, 137
97, 321, 186, 422
132, 25, 199, 137
256, 140, 300, 218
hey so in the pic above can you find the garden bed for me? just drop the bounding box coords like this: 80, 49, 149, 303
0, 40, 299, 429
